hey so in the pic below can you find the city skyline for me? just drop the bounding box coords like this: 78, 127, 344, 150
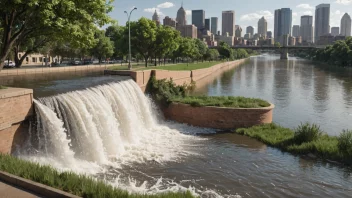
110, 0, 352, 33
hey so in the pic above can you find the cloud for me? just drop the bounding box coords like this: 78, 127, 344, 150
296, 4, 314, 9
144, 8, 163, 16
335, 0, 352, 5
303, 11, 313, 15
240, 10, 273, 21
185, 10, 191, 16
157, 2, 174, 9
293, 12, 298, 17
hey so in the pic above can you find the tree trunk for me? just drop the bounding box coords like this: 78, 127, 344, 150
144, 57, 148, 67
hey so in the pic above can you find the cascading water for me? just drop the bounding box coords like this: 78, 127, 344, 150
16, 79, 219, 196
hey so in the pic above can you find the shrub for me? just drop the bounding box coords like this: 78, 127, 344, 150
293, 123, 323, 144
0, 85, 7, 89
338, 130, 352, 157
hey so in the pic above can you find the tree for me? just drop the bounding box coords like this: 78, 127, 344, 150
90, 30, 114, 63
177, 37, 197, 65
274, 42, 281, 48
0, 0, 113, 70
218, 41, 232, 60
154, 26, 181, 66
205, 49, 219, 61
106, 24, 126, 59
194, 39, 208, 62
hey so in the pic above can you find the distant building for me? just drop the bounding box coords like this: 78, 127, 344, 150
317, 34, 334, 45
341, 13, 351, 36
222, 11, 235, 36
176, 5, 187, 26
177, 24, 198, 38
152, 10, 160, 25
192, 10, 205, 29
267, 31, 273, 38
211, 17, 218, 35
205, 18, 210, 31
289, 36, 296, 46
331, 27, 340, 36
163, 16, 176, 28
244, 33, 252, 40
246, 26, 254, 36
296, 36, 302, 45
258, 17, 267, 38
315, 4, 330, 42
292, 25, 300, 37
18, 52, 59, 66
216, 32, 234, 46
301, 15, 314, 43
235, 25, 242, 37
274, 8, 292, 44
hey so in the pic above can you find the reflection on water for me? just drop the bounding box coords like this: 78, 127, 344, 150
197, 54, 352, 135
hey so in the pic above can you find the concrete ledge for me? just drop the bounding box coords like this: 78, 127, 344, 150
164, 103, 275, 130
0, 88, 33, 99
0, 170, 80, 198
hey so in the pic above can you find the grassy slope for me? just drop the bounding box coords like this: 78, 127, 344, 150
235, 123, 351, 165
136, 61, 224, 71
0, 155, 194, 198
171, 96, 271, 108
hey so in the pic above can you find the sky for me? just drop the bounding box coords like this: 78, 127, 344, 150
109, 0, 352, 33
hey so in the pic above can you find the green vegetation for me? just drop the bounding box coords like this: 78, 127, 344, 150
235, 123, 352, 165
0, 154, 194, 198
218, 42, 251, 60
172, 96, 270, 108
109, 64, 146, 71
0, 85, 7, 89
312, 37, 352, 67
147, 76, 269, 109
137, 61, 223, 71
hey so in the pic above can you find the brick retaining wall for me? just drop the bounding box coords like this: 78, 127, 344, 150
164, 103, 274, 130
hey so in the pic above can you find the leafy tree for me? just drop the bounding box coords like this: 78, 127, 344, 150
177, 37, 197, 65
218, 41, 233, 60
90, 30, 114, 63
194, 39, 208, 62
154, 26, 181, 66
0, 0, 113, 70
274, 42, 281, 48
106, 25, 126, 59
205, 49, 219, 61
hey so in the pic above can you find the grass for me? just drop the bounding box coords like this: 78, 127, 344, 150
235, 123, 352, 165
108, 64, 146, 71
136, 61, 224, 71
0, 85, 7, 89
0, 155, 194, 198
171, 96, 271, 108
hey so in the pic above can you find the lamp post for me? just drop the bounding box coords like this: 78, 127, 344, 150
124, 7, 137, 70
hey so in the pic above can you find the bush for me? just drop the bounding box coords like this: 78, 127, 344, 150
294, 123, 323, 144
0, 85, 7, 89
338, 130, 352, 156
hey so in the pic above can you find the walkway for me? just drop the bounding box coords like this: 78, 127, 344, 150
0, 181, 39, 198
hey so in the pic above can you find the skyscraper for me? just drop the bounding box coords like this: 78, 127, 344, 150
300, 15, 314, 43
176, 5, 187, 26
205, 18, 210, 31
211, 17, 218, 35
222, 11, 235, 36
331, 27, 340, 36
192, 10, 205, 29
341, 13, 351, 37
315, 4, 330, 41
163, 16, 176, 28
152, 10, 160, 25
274, 8, 292, 43
235, 25, 242, 37
258, 17, 267, 38
292, 25, 300, 37
246, 26, 254, 36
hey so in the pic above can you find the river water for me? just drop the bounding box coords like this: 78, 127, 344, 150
3, 55, 352, 198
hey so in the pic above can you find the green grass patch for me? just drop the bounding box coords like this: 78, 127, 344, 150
0, 85, 7, 89
235, 123, 352, 165
171, 96, 271, 108
137, 61, 224, 71
0, 155, 194, 198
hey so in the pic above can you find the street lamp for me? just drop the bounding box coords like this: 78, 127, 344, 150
124, 7, 137, 70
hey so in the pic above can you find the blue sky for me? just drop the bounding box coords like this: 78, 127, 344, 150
110, 0, 352, 32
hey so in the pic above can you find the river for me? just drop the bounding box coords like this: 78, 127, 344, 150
3, 55, 352, 197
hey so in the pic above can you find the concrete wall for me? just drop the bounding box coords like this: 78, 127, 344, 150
0, 88, 33, 154
0, 65, 107, 77
164, 103, 274, 130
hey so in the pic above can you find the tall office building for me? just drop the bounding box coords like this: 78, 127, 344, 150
222, 11, 235, 36
192, 10, 205, 29
163, 16, 177, 28
300, 15, 314, 43
292, 25, 300, 37
274, 8, 292, 44
152, 10, 160, 25
211, 17, 218, 35
176, 5, 187, 26
205, 18, 210, 31
246, 26, 254, 36
341, 13, 351, 36
331, 27, 340, 36
315, 4, 330, 41
267, 31, 272, 38
235, 25, 242, 37
177, 25, 198, 38
258, 17, 267, 38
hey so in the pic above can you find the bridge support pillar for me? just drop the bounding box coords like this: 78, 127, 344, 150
280, 48, 288, 60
